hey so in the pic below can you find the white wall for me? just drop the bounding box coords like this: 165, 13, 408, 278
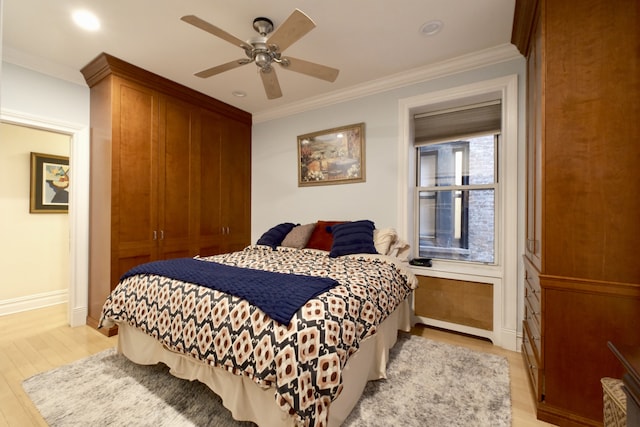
252, 96, 401, 233
1, 62, 89, 124
0, 123, 70, 303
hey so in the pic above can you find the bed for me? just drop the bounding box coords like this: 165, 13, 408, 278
99, 220, 417, 427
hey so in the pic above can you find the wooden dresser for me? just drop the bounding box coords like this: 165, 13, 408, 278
512, 0, 640, 425
81, 53, 252, 335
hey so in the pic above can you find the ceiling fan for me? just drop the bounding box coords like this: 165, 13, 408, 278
181, 9, 340, 100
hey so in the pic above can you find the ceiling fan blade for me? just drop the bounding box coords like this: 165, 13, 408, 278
281, 56, 339, 82
195, 59, 249, 78
266, 9, 316, 53
260, 67, 283, 99
181, 15, 252, 50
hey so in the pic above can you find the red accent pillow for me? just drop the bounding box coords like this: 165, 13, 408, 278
305, 221, 345, 251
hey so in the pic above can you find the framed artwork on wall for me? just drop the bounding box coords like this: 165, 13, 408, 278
297, 122, 365, 186
30, 152, 69, 213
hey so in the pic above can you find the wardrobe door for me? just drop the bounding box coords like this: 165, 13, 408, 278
112, 78, 160, 279
524, 9, 543, 272
197, 108, 223, 256
220, 118, 251, 253
158, 95, 199, 259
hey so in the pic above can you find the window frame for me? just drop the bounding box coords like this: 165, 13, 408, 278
397, 75, 519, 276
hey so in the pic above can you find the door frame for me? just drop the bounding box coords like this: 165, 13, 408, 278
1, 109, 90, 326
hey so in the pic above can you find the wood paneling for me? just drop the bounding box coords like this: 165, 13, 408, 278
414, 276, 493, 331
542, 283, 640, 423
543, 0, 640, 284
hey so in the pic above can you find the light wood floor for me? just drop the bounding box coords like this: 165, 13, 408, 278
0, 304, 555, 427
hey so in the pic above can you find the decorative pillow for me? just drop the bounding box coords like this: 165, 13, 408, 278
329, 220, 378, 258
305, 221, 345, 251
281, 223, 316, 249
256, 222, 297, 249
373, 228, 398, 255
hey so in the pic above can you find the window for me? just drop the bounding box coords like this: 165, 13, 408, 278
414, 101, 500, 263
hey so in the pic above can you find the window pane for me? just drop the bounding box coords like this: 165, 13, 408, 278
418, 190, 494, 263
417, 135, 495, 186
418, 152, 437, 187
418, 191, 436, 244
468, 135, 494, 185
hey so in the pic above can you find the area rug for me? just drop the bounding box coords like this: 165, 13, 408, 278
23, 332, 511, 427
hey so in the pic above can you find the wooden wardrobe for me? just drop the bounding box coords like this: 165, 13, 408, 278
81, 53, 252, 335
512, 0, 640, 425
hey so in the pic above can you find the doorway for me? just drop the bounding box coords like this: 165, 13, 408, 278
0, 123, 70, 312
1, 112, 90, 327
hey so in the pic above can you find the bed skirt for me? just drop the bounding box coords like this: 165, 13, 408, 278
116, 298, 411, 427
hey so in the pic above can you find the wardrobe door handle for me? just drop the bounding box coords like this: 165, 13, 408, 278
153, 230, 157, 240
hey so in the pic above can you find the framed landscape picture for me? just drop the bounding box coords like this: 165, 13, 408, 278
297, 122, 365, 186
30, 152, 70, 213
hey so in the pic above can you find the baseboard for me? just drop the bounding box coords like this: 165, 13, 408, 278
0, 290, 67, 316
413, 315, 495, 342
412, 314, 520, 352
500, 327, 519, 352
69, 306, 88, 327
515, 331, 523, 353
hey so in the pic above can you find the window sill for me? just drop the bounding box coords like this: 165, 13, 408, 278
409, 260, 503, 281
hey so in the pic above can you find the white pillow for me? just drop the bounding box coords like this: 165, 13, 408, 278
373, 228, 397, 255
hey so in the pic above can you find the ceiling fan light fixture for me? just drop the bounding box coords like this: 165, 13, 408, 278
255, 52, 271, 68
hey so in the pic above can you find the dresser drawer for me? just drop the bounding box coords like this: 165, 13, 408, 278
524, 300, 542, 360
522, 322, 543, 401
524, 262, 541, 304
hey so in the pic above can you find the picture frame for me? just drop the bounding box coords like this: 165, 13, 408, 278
297, 122, 366, 186
30, 152, 70, 213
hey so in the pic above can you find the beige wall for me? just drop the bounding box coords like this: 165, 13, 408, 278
0, 123, 70, 306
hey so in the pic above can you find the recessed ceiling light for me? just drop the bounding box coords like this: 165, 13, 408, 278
72, 10, 100, 31
419, 20, 443, 37
232, 91, 247, 97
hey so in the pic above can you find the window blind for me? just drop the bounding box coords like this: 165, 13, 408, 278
414, 100, 501, 145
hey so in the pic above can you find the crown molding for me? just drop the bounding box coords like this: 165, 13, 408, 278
253, 43, 522, 123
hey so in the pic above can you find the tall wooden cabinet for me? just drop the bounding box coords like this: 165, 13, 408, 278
81, 53, 252, 334
513, 0, 640, 425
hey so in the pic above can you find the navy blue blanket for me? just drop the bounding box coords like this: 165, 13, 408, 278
120, 258, 339, 325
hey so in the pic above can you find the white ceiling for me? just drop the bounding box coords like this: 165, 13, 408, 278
2, 0, 517, 119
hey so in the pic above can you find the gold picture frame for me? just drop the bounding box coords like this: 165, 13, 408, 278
297, 122, 365, 186
30, 152, 70, 213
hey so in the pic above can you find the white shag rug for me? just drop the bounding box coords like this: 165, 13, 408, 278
23, 332, 511, 427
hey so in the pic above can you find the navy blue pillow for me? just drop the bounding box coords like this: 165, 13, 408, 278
257, 222, 297, 249
329, 220, 378, 258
